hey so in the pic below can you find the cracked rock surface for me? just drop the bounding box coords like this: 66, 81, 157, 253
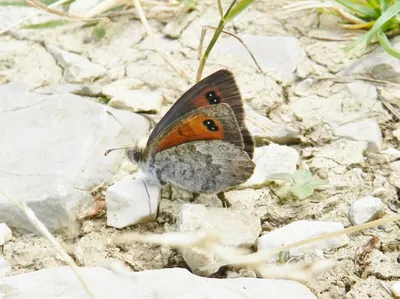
1, 0, 400, 298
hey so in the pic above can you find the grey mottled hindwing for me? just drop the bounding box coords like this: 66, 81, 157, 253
150, 140, 255, 193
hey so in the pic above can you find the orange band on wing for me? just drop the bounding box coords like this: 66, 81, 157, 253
157, 114, 224, 153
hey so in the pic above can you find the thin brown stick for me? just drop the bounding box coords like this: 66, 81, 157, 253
0, 0, 70, 35
131, 0, 192, 81
0, 190, 96, 299
200, 25, 264, 74
25, 0, 109, 21
378, 94, 400, 120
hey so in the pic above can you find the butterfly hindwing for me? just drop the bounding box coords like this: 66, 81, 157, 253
153, 140, 255, 193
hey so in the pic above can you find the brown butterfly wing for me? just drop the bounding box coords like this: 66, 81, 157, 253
147, 70, 254, 158
147, 104, 244, 157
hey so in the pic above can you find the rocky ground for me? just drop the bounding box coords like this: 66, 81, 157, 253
1, 0, 400, 298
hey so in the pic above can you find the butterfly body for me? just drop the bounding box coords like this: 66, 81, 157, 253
127, 70, 255, 194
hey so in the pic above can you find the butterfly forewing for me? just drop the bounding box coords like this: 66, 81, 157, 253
147, 70, 254, 158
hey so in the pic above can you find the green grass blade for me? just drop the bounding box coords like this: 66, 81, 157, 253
22, 20, 69, 29
376, 29, 400, 58
225, 0, 255, 22
345, 1, 400, 53
366, 0, 381, 9
336, 0, 380, 18
365, 1, 400, 44
0, 1, 26, 5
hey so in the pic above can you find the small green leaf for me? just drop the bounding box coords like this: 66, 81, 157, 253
98, 96, 110, 104
225, 0, 255, 22
290, 185, 315, 199
376, 29, 400, 58
22, 20, 69, 29
268, 173, 294, 183
336, 0, 380, 18
293, 169, 313, 185
310, 178, 329, 187
93, 24, 106, 41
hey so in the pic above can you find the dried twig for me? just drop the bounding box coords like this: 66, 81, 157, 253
131, 0, 192, 81
198, 25, 264, 74
0, 190, 96, 299
0, 0, 69, 35
25, 0, 109, 21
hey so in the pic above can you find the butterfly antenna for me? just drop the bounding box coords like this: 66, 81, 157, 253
106, 110, 137, 144
104, 147, 136, 156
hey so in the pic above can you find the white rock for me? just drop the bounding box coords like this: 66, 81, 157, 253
47, 45, 106, 83
393, 129, 400, 141
243, 144, 299, 186
257, 220, 349, 261
103, 79, 163, 113
163, 10, 197, 38
311, 139, 367, 169
0, 256, 11, 278
0, 266, 318, 299
37, 84, 102, 97
214, 35, 306, 80
69, 0, 104, 15
246, 107, 300, 144
0, 223, 12, 245
341, 36, 400, 83
178, 204, 261, 275
0, 82, 150, 234
0, 36, 62, 88
334, 119, 382, 152
392, 281, 400, 297
106, 175, 161, 229
349, 196, 384, 225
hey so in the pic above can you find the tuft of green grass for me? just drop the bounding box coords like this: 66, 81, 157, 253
322, 0, 400, 58
269, 169, 328, 200
22, 19, 69, 29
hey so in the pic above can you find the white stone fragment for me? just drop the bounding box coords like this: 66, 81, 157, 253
106, 174, 161, 229
0, 266, 318, 299
103, 79, 163, 113
214, 35, 306, 79
69, 0, 103, 15
0, 223, 12, 245
178, 204, 261, 276
0, 82, 150, 233
243, 144, 299, 186
0, 256, 11, 278
334, 119, 382, 152
246, 107, 300, 144
47, 45, 106, 83
257, 220, 349, 261
392, 281, 400, 297
348, 196, 384, 225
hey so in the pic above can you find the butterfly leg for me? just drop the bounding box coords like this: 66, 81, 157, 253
217, 192, 231, 208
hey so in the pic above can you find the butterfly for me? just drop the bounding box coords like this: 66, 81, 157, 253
111, 69, 255, 194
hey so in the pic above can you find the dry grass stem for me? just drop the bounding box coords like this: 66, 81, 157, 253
199, 25, 264, 74
0, 190, 96, 299
131, 0, 192, 81
0, 0, 70, 35
25, 0, 109, 21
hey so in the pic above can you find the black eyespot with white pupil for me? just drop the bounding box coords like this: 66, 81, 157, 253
205, 90, 221, 104
203, 119, 219, 131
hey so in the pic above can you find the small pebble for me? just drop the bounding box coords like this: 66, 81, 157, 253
0, 223, 12, 245
349, 196, 384, 225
